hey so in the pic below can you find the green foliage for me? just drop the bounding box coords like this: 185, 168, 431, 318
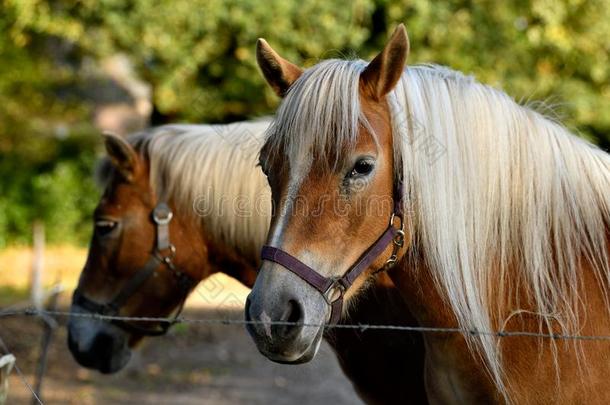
4, 0, 374, 121
372, 0, 610, 146
0, 133, 99, 247
81, 0, 373, 122
0, 0, 608, 246
0, 3, 101, 247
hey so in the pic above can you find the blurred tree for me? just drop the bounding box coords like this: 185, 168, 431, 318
1, 0, 375, 245
0, 0, 608, 246
0, 4, 99, 247
366, 0, 610, 148
5, 0, 374, 122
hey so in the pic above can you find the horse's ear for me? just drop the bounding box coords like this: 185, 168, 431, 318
360, 24, 409, 101
256, 38, 303, 97
102, 131, 138, 181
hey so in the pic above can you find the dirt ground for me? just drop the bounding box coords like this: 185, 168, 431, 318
0, 248, 364, 404
0, 306, 364, 405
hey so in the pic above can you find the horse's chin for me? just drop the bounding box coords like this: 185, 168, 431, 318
256, 325, 324, 364
68, 330, 133, 373
67, 306, 134, 374
98, 349, 132, 374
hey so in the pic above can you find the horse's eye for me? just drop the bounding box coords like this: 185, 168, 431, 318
349, 159, 375, 178
95, 220, 118, 237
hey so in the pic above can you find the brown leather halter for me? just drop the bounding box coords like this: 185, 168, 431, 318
72, 202, 197, 336
261, 187, 405, 324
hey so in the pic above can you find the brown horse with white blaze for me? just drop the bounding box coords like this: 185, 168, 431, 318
246, 25, 610, 403
67, 121, 427, 404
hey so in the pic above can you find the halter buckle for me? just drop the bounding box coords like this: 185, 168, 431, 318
154, 244, 176, 267
153, 203, 173, 225
385, 254, 398, 267
393, 229, 405, 248
389, 212, 404, 232
385, 213, 405, 268
322, 279, 346, 305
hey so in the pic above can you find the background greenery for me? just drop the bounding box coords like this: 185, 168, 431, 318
1, 0, 608, 247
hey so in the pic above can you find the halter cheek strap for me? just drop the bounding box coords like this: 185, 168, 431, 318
72, 202, 197, 336
261, 194, 405, 324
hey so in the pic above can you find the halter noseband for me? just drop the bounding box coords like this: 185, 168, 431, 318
72, 202, 196, 336
260, 188, 405, 324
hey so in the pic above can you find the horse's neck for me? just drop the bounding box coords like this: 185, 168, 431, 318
203, 229, 259, 289
389, 256, 458, 328
170, 202, 258, 289
390, 233, 610, 403
389, 257, 501, 401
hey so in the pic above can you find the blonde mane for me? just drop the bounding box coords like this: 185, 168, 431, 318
101, 120, 272, 261
265, 60, 610, 393
264, 60, 368, 172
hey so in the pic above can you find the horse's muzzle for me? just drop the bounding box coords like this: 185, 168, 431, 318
67, 305, 132, 373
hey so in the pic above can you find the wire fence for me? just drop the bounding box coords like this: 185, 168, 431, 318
3, 306, 610, 404
0, 333, 43, 405
3, 307, 610, 341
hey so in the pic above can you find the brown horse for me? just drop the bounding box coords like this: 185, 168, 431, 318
246, 25, 610, 403
67, 121, 427, 404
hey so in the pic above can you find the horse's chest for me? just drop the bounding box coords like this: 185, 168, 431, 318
424, 337, 499, 404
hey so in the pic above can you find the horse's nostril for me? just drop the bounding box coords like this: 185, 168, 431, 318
245, 293, 305, 341
286, 299, 302, 324
271, 299, 304, 340
91, 332, 116, 358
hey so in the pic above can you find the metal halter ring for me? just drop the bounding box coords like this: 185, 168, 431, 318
164, 244, 177, 260
393, 230, 405, 248
385, 254, 399, 267
389, 212, 404, 232
322, 279, 347, 305
385, 213, 405, 267
153, 207, 173, 225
